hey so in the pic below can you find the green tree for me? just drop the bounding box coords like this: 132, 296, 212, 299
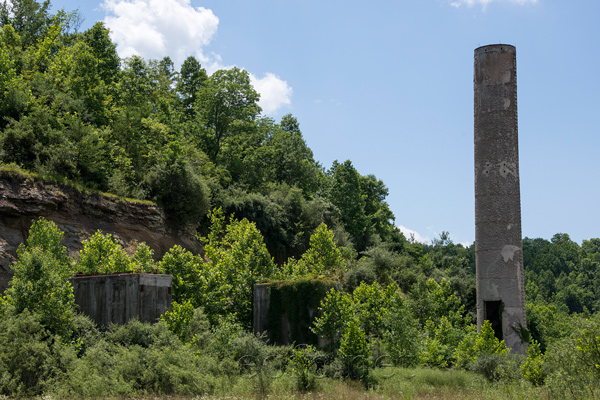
77, 231, 133, 274
200, 208, 277, 327
380, 287, 420, 367
409, 278, 468, 328
338, 317, 370, 381
144, 150, 210, 227
176, 56, 207, 114
158, 245, 204, 304
0, 25, 30, 128
82, 21, 119, 85
326, 160, 370, 252
521, 338, 545, 386
284, 223, 345, 278
0, 0, 50, 47
196, 67, 261, 160
3, 218, 75, 337
263, 114, 321, 196
454, 320, 508, 369
359, 174, 396, 242
312, 288, 354, 344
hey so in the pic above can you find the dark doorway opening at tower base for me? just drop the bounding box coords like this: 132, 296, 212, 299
484, 300, 503, 340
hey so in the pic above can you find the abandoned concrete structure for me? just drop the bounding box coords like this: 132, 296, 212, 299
70, 273, 172, 328
253, 280, 337, 346
474, 44, 527, 354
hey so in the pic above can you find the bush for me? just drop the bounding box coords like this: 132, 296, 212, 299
545, 315, 600, 398
0, 311, 75, 397
54, 319, 213, 397
454, 320, 508, 369
290, 345, 322, 392
4, 218, 75, 337
105, 318, 178, 349
138, 345, 211, 394
54, 339, 137, 397
521, 339, 546, 386
161, 301, 211, 346
343, 263, 377, 293
77, 231, 132, 274
338, 318, 370, 381
70, 312, 101, 356
468, 353, 524, 383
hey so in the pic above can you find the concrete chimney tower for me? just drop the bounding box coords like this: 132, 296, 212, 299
474, 44, 527, 354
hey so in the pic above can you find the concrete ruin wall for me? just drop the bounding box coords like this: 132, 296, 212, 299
254, 281, 336, 346
474, 44, 527, 354
70, 273, 172, 328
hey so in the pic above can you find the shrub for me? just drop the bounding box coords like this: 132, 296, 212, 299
468, 353, 524, 383
290, 345, 322, 392
139, 345, 210, 394
521, 338, 546, 386
343, 263, 377, 293
545, 315, 600, 398
454, 320, 508, 369
0, 311, 75, 397
338, 318, 370, 381
70, 312, 101, 356
55, 320, 213, 397
105, 318, 178, 349
4, 218, 75, 337
77, 231, 133, 274
161, 301, 210, 346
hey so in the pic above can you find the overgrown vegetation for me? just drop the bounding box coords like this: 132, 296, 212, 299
1, 1, 600, 398
266, 278, 338, 346
1, 216, 599, 398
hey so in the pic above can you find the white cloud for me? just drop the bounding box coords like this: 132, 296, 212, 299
101, 0, 219, 66
250, 73, 293, 115
450, 0, 538, 8
398, 226, 431, 244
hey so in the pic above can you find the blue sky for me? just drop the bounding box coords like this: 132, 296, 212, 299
49, 0, 600, 245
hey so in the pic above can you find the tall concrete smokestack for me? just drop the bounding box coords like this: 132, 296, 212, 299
474, 44, 527, 354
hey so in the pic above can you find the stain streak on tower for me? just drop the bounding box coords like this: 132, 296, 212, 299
474, 44, 527, 354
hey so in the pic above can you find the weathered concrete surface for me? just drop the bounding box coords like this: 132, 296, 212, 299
253, 284, 270, 336
474, 44, 527, 354
70, 273, 172, 328
253, 282, 336, 346
0, 171, 201, 292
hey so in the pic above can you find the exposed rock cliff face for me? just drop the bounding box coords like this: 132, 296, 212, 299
0, 171, 201, 292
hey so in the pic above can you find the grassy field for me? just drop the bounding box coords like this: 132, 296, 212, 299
146, 366, 548, 400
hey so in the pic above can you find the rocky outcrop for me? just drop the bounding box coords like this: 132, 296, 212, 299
0, 171, 201, 292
